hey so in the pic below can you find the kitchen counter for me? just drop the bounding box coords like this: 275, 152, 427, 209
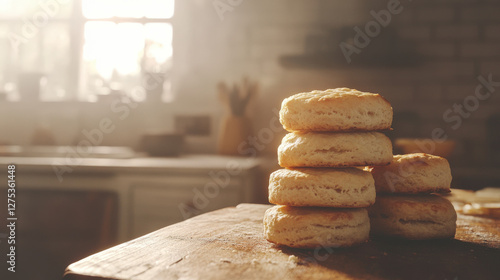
64, 203, 500, 280
0, 154, 263, 174
0, 155, 267, 242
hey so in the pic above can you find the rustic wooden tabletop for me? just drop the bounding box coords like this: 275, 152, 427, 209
64, 203, 500, 280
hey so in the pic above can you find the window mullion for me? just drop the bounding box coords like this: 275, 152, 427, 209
69, 0, 84, 101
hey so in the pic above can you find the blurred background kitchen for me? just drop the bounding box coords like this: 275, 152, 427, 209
0, 0, 499, 279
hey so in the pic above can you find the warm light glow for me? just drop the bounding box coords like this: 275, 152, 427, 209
81, 1, 174, 81
83, 22, 145, 79
82, 0, 175, 19
83, 22, 173, 79
145, 23, 173, 67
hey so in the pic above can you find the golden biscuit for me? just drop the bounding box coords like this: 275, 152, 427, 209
369, 194, 457, 239
263, 205, 370, 248
278, 132, 393, 167
369, 153, 452, 194
280, 88, 393, 132
269, 168, 375, 207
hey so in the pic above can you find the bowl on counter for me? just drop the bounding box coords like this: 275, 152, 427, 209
140, 132, 184, 157
394, 138, 456, 158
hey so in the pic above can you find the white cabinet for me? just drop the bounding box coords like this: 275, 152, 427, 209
124, 161, 260, 237
125, 163, 260, 238
0, 155, 262, 241
129, 176, 242, 237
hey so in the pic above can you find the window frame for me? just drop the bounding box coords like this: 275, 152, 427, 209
1, 0, 174, 102
74, 0, 174, 101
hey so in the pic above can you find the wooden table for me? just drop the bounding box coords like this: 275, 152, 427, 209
64, 204, 500, 280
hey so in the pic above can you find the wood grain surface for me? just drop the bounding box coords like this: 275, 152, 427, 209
64, 204, 500, 280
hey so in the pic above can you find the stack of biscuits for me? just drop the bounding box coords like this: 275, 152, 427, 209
367, 153, 457, 239
263, 88, 394, 248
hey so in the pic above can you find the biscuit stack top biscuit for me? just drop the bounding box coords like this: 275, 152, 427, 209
368, 153, 457, 239
263, 88, 394, 248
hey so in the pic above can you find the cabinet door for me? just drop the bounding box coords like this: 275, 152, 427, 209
131, 177, 241, 237
0, 188, 118, 280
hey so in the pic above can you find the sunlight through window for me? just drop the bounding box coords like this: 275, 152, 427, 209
82, 0, 175, 19
80, 0, 175, 101
83, 22, 145, 79
0, 0, 175, 101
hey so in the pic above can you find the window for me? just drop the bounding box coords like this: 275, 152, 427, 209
0, 0, 175, 102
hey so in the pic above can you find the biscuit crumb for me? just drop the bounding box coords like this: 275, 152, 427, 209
288, 255, 299, 267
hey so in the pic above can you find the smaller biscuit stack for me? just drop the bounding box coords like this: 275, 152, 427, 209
263, 88, 394, 248
368, 153, 457, 239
